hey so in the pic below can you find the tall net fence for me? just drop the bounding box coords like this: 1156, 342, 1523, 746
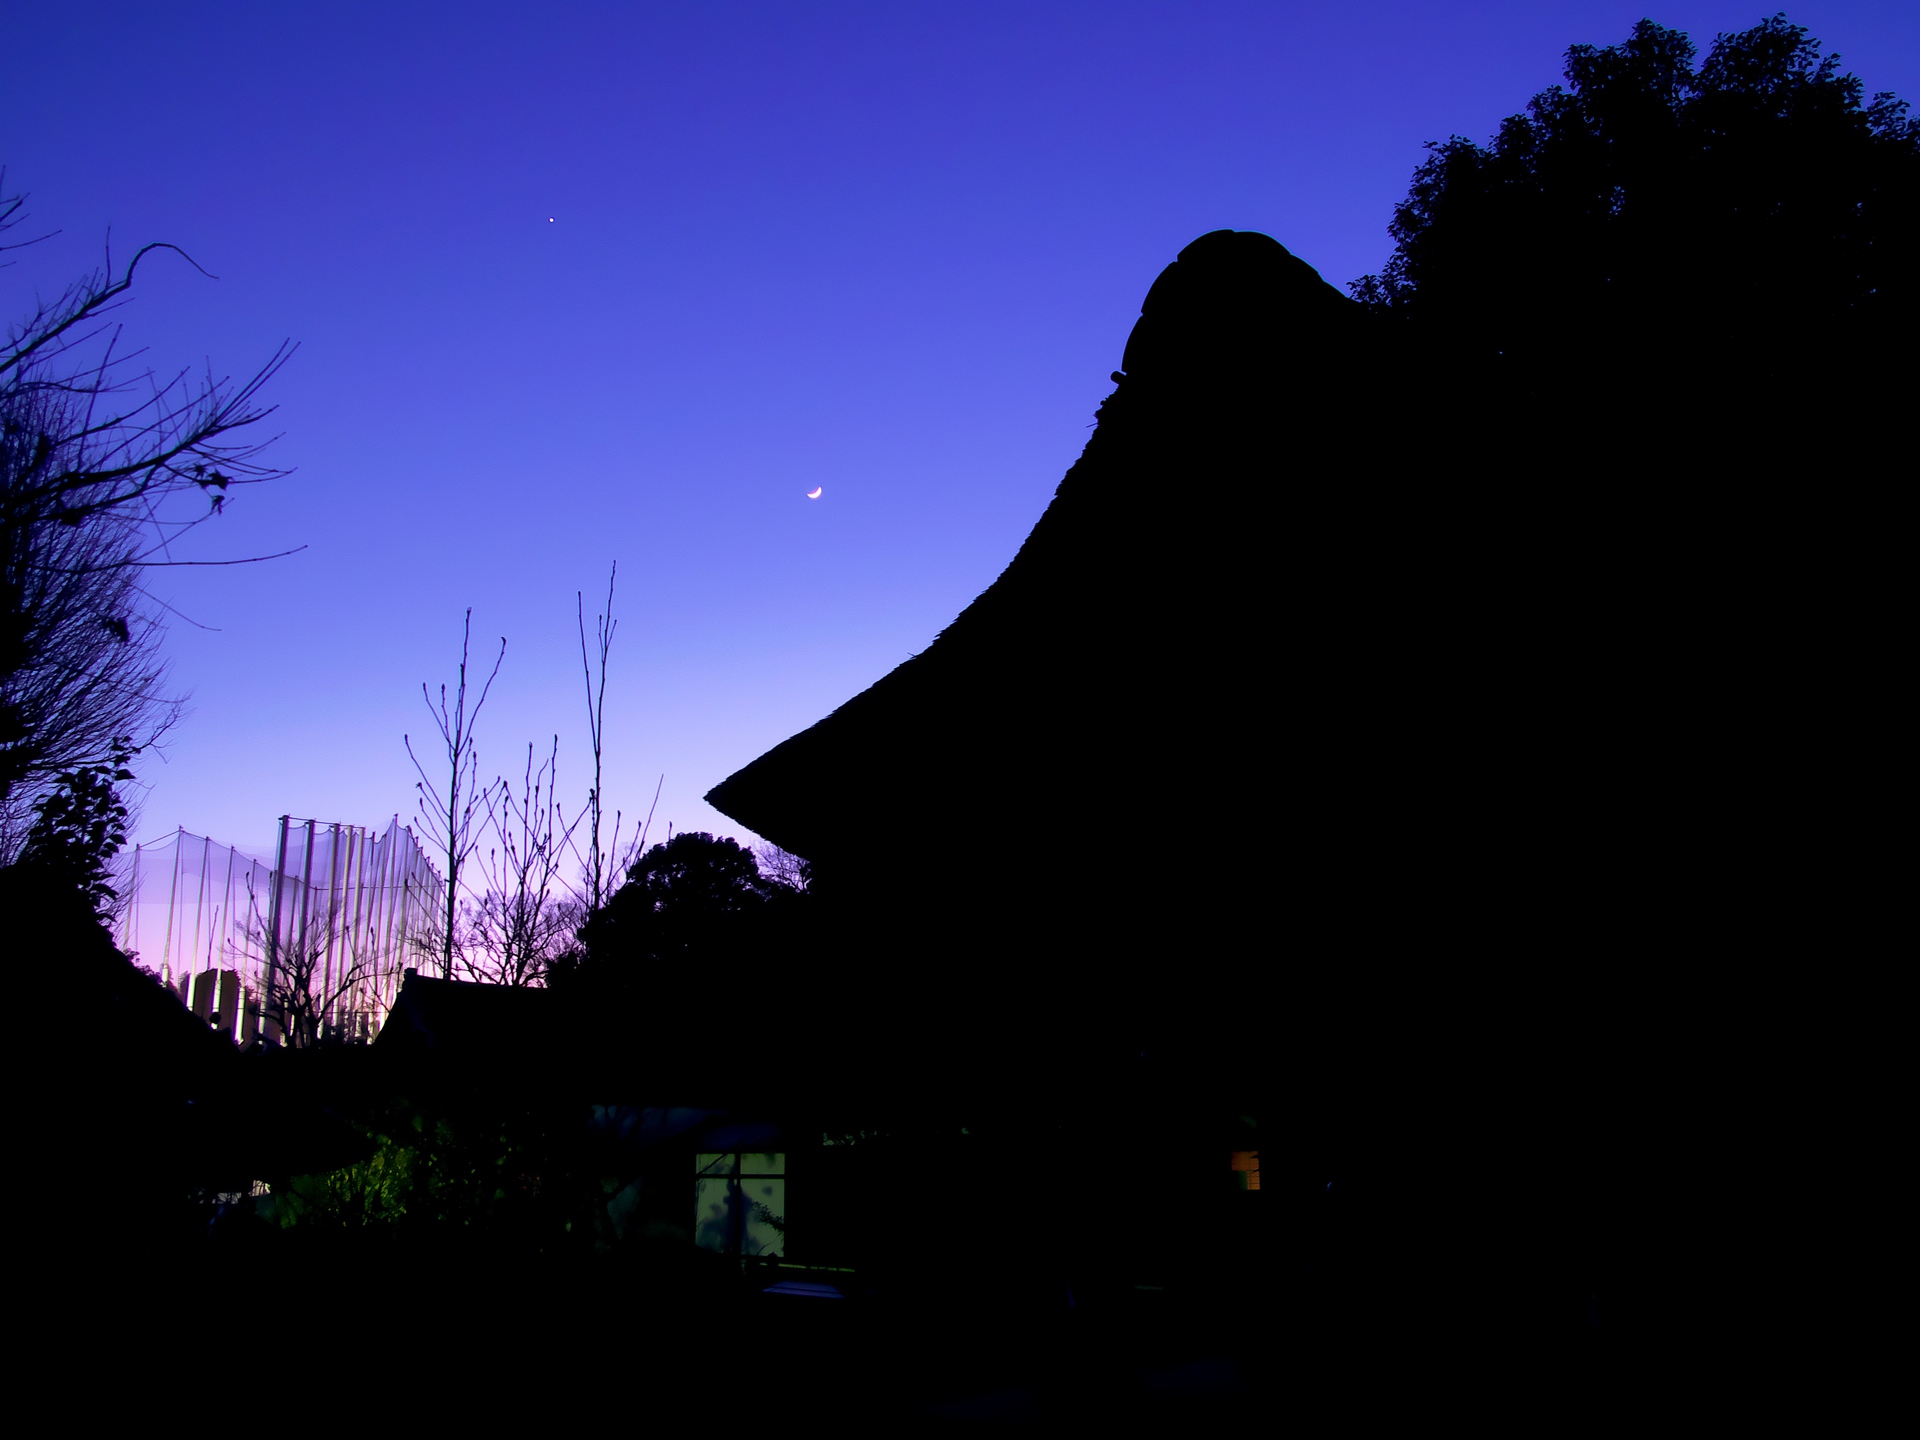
115, 817, 445, 1045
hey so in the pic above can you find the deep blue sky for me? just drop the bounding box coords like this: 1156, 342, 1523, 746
5, 2, 1914, 860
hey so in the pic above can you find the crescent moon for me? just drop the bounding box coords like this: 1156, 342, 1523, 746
807, 486, 823, 499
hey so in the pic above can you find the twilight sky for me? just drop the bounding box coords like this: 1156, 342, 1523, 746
5, 1, 1914, 862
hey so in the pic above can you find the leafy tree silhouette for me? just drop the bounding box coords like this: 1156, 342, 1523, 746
549, 827, 816, 1077
1352, 15, 1918, 433
570, 831, 783, 972
15, 737, 135, 915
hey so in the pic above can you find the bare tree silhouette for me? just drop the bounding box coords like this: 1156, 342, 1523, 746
0, 179, 296, 854
459, 737, 582, 987
573, 563, 660, 920
406, 610, 505, 978
254, 903, 383, 1049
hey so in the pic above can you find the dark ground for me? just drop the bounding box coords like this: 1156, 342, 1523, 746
26, 1155, 1618, 1429
40, 1242, 1612, 1427
11, 870, 1619, 1427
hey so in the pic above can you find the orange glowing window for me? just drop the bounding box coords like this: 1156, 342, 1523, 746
1229, 1150, 1260, 1191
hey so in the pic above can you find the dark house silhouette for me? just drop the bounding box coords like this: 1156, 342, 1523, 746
709, 232, 1377, 1076
376, 969, 797, 1258
706, 214, 1904, 1360
705, 227, 1582, 1116
702, 227, 1716, 1332
378, 968, 567, 1079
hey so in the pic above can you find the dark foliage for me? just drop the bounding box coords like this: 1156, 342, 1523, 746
560, 831, 798, 979
546, 831, 814, 1094
14, 737, 134, 913
1352, 15, 1919, 427
0, 861, 255, 1251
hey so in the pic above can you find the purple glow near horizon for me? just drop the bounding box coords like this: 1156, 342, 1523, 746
5, 2, 1913, 859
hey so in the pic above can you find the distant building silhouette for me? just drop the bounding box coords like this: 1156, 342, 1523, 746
119, 817, 444, 1046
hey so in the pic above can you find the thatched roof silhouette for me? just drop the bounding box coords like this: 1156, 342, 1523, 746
707, 230, 1361, 889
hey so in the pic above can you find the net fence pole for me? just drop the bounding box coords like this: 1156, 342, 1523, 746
264, 816, 291, 1040
193, 833, 211, 980
296, 819, 316, 1001
219, 842, 237, 979
161, 828, 183, 986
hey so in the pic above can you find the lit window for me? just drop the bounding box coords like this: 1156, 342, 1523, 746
1229, 1150, 1260, 1191
694, 1152, 786, 1256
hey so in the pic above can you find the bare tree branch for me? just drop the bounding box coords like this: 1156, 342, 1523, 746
576, 563, 619, 914
459, 737, 583, 987
125, 546, 308, 567
406, 609, 505, 978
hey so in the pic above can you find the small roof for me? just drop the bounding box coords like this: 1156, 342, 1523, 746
377, 970, 561, 1063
